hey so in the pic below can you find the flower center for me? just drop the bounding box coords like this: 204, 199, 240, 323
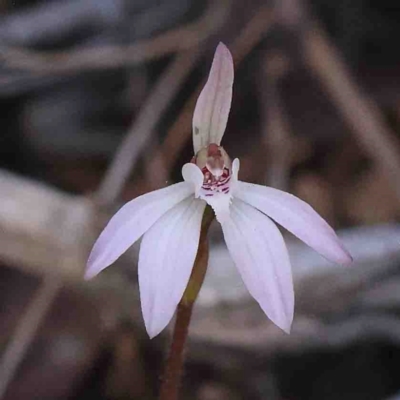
201, 166, 231, 196
193, 143, 232, 197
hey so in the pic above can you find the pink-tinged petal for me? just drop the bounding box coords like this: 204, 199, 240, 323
235, 182, 353, 265
221, 199, 294, 333
192, 42, 234, 153
182, 163, 203, 197
138, 197, 206, 338
85, 182, 194, 280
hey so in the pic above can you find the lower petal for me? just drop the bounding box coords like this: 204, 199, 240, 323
86, 182, 194, 280
204, 192, 232, 223
235, 181, 352, 265
220, 198, 294, 333
138, 197, 206, 338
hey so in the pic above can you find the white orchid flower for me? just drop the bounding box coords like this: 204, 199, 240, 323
85, 43, 352, 338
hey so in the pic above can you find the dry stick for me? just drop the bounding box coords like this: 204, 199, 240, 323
301, 21, 400, 200
261, 51, 293, 190
0, 276, 62, 399
0, 1, 229, 74
94, 50, 200, 207
0, 178, 93, 397
144, 141, 169, 191
161, 4, 276, 172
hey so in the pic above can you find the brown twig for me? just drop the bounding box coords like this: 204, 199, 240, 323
143, 140, 170, 192
0, 276, 62, 399
94, 50, 201, 207
0, 170, 94, 398
0, 0, 230, 75
261, 51, 293, 190
299, 14, 400, 200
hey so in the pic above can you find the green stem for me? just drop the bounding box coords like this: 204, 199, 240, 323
158, 206, 214, 400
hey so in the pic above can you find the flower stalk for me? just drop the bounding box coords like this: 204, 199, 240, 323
158, 302, 193, 400
159, 206, 214, 400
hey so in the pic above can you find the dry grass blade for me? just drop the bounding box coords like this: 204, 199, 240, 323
94, 50, 201, 207
301, 20, 400, 200
0, 277, 62, 399
0, 0, 230, 75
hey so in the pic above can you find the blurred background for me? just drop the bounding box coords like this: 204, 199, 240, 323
1, 0, 400, 399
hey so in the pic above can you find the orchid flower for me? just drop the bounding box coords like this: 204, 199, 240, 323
86, 43, 352, 338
